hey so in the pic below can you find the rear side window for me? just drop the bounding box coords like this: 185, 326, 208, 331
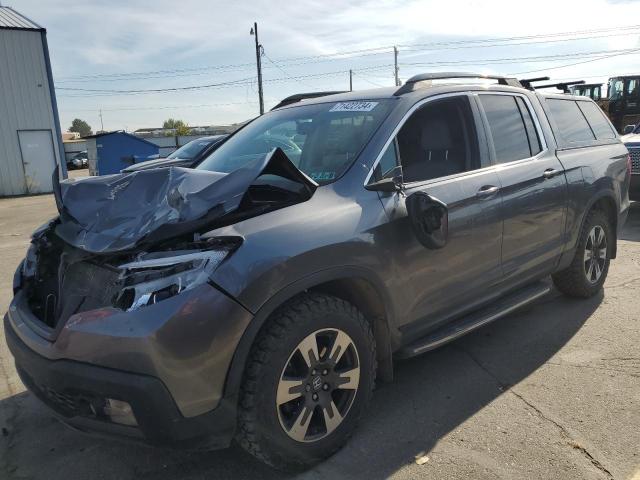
546, 99, 595, 147
577, 101, 616, 140
479, 95, 540, 163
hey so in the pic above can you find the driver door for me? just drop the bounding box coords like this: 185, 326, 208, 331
374, 94, 504, 338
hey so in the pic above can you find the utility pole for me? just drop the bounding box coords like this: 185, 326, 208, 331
393, 46, 400, 86
99, 109, 104, 132
349, 69, 353, 91
250, 22, 264, 115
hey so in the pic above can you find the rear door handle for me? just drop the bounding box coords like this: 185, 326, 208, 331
543, 168, 562, 179
476, 185, 500, 198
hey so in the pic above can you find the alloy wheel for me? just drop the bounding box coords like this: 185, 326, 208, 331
276, 328, 360, 443
584, 225, 607, 284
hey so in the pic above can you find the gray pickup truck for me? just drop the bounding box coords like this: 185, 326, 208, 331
4, 73, 631, 470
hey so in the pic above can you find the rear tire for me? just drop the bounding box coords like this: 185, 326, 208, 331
237, 293, 376, 471
552, 208, 612, 298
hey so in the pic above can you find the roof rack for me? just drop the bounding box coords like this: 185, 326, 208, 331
534, 80, 585, 94
394, 72, 523, 95
271, 91, 347, 110
519, 77, 550, 90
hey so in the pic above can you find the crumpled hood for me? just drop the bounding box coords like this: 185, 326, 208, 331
53, 148, 317, 254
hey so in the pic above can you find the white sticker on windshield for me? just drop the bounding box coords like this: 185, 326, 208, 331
329, 101, 379, 112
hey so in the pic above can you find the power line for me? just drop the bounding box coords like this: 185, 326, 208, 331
54, 24, 640, 83
263, 52, 315, 89
56, 65, 394, 97
509, 48, 640, 75
399, 48, 640, 67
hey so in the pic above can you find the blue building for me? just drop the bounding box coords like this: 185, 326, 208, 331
85, 131, 159, 175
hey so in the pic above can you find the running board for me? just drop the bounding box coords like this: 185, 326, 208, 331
396, 281, 551, 359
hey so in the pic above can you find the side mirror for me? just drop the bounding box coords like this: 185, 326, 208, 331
121, 155, 135, 164
406, 192, 449, 249
365, 165, 403, 193
623, 124, 636, 135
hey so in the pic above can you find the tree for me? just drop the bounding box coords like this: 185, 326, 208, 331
69, 118, 92, 137
162, 118, 191, 136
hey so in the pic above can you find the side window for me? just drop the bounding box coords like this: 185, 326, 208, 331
394, 96, 480, 183
547, 99, 596, 146
372, 140, 399, 180
609, 79, 624, 100
577, 101, 616, 140
626, 79, 639, 99
515, 96, 542, 157
479, 95, 536, 163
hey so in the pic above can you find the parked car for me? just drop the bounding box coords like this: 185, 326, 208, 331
621, 124, 640, 200
122, 135, 227, 172
67, 150, 88, 170
5, 73, 631, 471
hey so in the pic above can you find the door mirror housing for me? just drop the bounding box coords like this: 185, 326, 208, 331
623, 124, 636, 135
406, 192, 449, 249
365, 165, 403, 193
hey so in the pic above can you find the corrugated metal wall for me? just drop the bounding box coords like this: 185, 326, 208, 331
0, 29, 62, 196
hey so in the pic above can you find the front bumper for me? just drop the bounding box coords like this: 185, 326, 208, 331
5, 316, 237, 448
5, 280, 254, 447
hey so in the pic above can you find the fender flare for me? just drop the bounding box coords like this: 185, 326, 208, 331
221, 266, 397, 404
575, 189, 619, 258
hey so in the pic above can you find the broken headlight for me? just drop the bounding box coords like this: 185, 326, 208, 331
115, 242, 235, 311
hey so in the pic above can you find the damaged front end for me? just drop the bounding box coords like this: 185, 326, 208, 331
21, 227, 242, 331
21, 148, 317, 332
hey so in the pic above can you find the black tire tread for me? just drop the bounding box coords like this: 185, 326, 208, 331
552, 208, 611, 298
236, 293, 376, 470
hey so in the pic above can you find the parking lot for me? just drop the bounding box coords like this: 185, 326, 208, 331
0, 186, 638, 480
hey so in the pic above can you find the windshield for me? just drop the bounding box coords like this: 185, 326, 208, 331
168, 138, 215, 160
197, 100, 394, 184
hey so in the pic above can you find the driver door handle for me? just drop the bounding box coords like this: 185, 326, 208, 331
476, 185, 500, 198
543, 168, 562, 179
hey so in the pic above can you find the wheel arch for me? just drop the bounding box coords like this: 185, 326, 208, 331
579, 191, 619, 258
223, 268, 398, 406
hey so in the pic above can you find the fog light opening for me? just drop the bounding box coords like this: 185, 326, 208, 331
103, 398, 137, 426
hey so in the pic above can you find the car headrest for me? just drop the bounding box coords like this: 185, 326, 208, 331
421, 118, 454, 151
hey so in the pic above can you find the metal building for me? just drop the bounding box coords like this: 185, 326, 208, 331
85, 131, 159, 175
0, 6, 66, 196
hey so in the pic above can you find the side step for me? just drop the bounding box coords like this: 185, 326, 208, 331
396, 281, 551, 359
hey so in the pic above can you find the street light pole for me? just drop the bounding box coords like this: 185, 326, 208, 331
349, 69, 353, 91
250, 22, 265, 115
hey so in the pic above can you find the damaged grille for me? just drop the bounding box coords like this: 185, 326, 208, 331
629, 147, 640, 174
24, 235, 124, 329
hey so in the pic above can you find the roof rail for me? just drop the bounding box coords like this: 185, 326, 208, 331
519, 76, 550, 90
534, 80, 585, 94
271, 91, 347, 110
394, 72, 523, 95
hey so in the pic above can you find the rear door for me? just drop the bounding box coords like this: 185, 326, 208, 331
476, 93, 568, 283
372, 94, 503, 335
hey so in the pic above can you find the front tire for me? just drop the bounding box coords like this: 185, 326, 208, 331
552, 208, 612, 298
237, 293, 376, 471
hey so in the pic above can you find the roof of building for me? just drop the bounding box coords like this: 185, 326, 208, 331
0, 6, 43, 31
83, 130, 159, 148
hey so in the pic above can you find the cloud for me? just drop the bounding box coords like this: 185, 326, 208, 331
11, 0, 640, 129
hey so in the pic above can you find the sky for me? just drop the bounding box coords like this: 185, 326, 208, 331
8, 0, 640, 131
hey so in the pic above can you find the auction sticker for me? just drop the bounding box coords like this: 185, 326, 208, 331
329, 101, 379, 112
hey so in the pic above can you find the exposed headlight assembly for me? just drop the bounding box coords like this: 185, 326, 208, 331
115, 238, 239, 311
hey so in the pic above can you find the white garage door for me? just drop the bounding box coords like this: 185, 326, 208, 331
18, 130, 57, 194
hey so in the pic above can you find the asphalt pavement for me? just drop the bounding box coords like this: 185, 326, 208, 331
1, 183, 638, 479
